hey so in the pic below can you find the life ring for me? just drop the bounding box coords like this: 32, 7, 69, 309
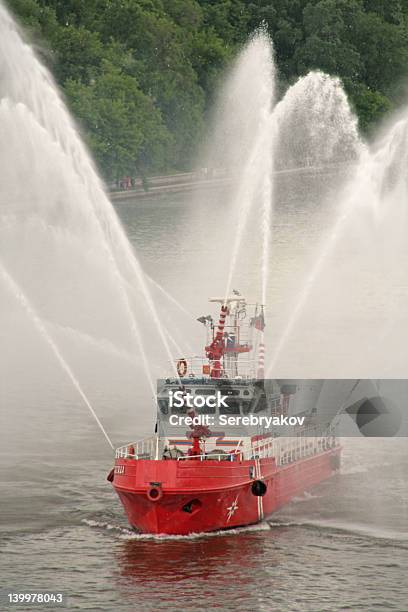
147, 485, 163, 502
177, 359, 188, 377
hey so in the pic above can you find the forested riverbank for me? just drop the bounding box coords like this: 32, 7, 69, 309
7, 0, 408, 181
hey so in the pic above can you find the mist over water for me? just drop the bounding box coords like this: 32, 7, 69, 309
1, 3, 408, 443
1, 0, 408, 444
1, 6, 408, 609
185, 27, 408, 385
188, 32, 276, 304
0, 3, 185, 452
267, 107, 408, 377
274, 71, 362, 170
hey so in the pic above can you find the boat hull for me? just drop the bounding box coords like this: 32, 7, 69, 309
111, 447, 341, 535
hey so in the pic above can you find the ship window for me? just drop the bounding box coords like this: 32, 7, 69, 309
158, 399, 169, 414
243, 390, 250, 396
194, 389, 215, 395
220, 400, 240, 415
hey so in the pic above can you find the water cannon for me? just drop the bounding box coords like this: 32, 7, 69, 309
197, 315, 213, 326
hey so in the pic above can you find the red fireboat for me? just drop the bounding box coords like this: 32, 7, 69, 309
108, 296, 341, 535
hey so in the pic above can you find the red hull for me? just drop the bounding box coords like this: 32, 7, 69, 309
112, 447, 341, 535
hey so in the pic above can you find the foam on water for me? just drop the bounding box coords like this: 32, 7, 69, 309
291, 491, 323, 503
269, 519, 408, 543
82, 518, 271, 541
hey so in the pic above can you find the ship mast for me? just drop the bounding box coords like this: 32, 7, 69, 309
204, 303, 228, 378
205, 296, 252, 379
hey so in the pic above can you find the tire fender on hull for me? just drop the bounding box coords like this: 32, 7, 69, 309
147, 484, 163, 502
251, 480, 267, 497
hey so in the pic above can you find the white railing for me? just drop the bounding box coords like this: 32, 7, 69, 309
115, 427, 338, 464
115, 436, 158, 460
251, 425, 338, 465
177, 453, 238, 462
170, 355, 258, 380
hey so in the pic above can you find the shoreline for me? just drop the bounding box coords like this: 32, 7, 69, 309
109, 163, 351, 202
110, 174, 229, 201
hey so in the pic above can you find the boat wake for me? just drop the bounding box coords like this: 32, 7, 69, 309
291, 491, 323, 503
82, 519, 135, 537
340, 464, 369, 475
268, 518, 408, 545
340, 460, 394, 476
82, 518, 271, 540
83, 516, 406, 543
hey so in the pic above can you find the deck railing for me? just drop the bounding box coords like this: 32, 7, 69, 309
115, 426, 338, 463
115, 436, 158, 460
252, 424, 338, 465
177, 453, 237, 462
170, 355, 259, 380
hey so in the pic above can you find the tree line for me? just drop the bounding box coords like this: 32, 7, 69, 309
7, 0, 408, 181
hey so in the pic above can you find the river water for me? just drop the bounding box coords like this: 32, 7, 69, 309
1, 173, 408, 610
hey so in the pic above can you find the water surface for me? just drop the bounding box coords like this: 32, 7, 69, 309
1, 178, 408, 610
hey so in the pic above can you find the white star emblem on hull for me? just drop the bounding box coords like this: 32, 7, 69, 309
226, 495, 239, 522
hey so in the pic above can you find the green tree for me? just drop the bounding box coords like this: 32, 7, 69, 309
7, 0, 408, 176
351, 86, 392, 134
65, 62, 172, 180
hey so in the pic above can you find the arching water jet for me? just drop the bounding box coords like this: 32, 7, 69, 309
0, 3, 180, 399
222, 32, 276, 301
265, 72, 366, 376
0, 258, 114, 449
